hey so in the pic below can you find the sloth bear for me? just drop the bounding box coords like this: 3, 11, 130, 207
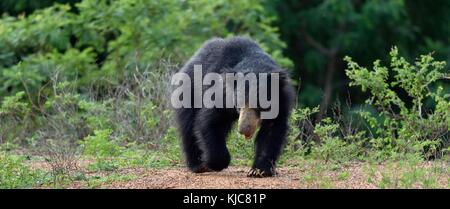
173, 37, 294, 177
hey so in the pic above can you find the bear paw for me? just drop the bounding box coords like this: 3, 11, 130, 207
247, 167, 276, 178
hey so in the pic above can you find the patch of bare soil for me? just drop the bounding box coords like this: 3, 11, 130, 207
28, 159, 447, 189
100, 166, 309, 189
82, 163, 449, 189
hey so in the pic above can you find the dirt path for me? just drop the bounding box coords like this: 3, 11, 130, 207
99, 166, 319, 189
28, 160, 448, 189
73, 163, 448, 189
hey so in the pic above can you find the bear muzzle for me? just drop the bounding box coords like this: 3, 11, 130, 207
238, 107, 260, 140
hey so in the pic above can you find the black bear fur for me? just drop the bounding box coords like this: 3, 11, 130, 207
174, 37, 295, 177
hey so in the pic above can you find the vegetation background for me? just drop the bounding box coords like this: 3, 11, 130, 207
0, 0, 448, 188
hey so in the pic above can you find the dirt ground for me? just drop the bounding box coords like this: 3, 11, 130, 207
97, 167, 374, 189
27, 159, 448, 189
66, 163, 449, 189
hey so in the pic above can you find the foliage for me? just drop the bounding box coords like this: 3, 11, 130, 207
272, 0, 450, 108
0, 91, 31, 145
0, 0, 449, 189
0, 0, 291, 101
81, 129, 122, 157
283, 105, 367, 165
311, 117, 364, 164
0, 152, 47, 188
0, 0, 79, 16
364, 157, 448, 189
345, 47, 449, 160
0, 0, 292, 160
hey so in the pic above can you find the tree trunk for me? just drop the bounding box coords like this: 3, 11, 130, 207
317, 53, 337, 121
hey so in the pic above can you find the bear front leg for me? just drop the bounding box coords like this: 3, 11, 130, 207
194, 109, 234, 172
177, 108, 209, 173
248, 118, 288, 177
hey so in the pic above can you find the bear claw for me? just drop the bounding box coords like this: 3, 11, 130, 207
247, 168, 275, 178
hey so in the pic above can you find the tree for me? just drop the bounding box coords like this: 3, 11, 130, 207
272, 0, 450, 120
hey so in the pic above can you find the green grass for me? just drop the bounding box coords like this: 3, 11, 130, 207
83, 173, 138, 189
0, 152, 50, 188
363, 159, 448, 189
1, 147, 448, 189
1, 126, 448, 189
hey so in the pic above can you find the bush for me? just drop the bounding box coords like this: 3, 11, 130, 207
81, 129, 122, 157
311, 118, 364, 164
0, 0, 291, 100
283, 48, 449, 163
345, 47, 449, 160
284, 106, 366, 164
0, 91, 31, 145
0, 153, 46, 188
0, 0, 292, 152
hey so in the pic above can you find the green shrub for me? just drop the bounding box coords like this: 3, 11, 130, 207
80, 129, 122, 157
155, 126, 182, 166
0, 91, 31, 145
345, 47, 449, 160
0, 91, 29, 116
0, 0, 291, 99
0, 0, 292, 158
364, 156, 446, 189
311, 118, 364, 164
283, 105, 366, 164
0, 153, 46, 188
